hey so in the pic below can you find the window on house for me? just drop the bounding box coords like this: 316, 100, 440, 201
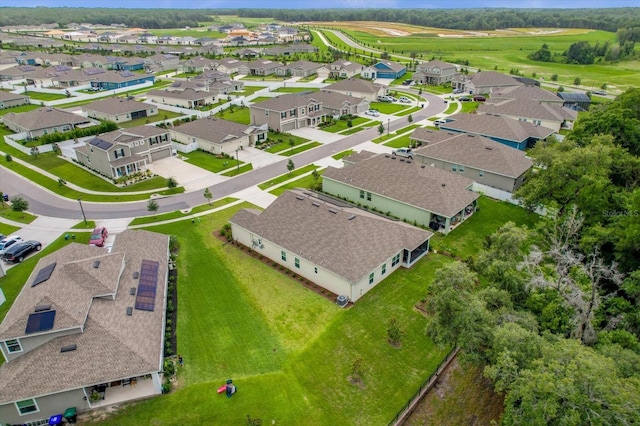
479, 171, 484, 178
359, 190, 365, 199
369, 272, 374, 284
281, 251, 287, 262
301, 108, 305, 114
452, 165, 457, 172
281, 112, 286, 119
16, 399, 38, 415
381, 263, 386, 275
459, 165, 465, 172
366, 192, 372, 201
6, 339, 22, 353
295, 258, 300, 268
258, 133, 265, 141
392, 253, 401, 267
290, 109, 296, 116
265, 111, 269, 117
314, 267, 318, 274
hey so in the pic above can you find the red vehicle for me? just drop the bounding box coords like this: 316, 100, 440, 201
473, 95, 486, 102
89, 227, 108, 247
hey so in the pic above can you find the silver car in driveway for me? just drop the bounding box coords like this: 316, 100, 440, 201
392, 148, 413, 159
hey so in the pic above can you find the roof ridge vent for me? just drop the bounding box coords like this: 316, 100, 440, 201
60, 344, 77, 353
328, 208, 338, 214
93, 260, 101, 269
312, 202, 321, 207
34, 305, 52, 312
485, 146, 493, 150
348, 215, 356, 220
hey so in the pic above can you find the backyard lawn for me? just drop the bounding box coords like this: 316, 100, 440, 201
81, 205, 452, 425
23, 91, 68, 101
368, 102, 406, 114
264, 133, 311, 153
119, 109, 183, 128
214, 105, 251, 124
320, 117, 370, 133
0, 104, 40, 117
272, 87, 319, 93
238, 85, 267, 96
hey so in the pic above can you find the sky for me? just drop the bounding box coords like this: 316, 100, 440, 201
2, 1, 639, 8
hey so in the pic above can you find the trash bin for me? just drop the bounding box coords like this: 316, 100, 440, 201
48, 414, 64, 425
64, 407, 77, 424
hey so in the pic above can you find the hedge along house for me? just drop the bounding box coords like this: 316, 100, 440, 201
229, 190, 432, 303
0, 230, 169, 426
322, 152, 479, 234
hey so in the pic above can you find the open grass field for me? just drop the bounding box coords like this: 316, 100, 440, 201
314, 21, 637, 92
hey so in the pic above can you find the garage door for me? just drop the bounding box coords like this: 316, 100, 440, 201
281, 121, 296, 132
151, 147, 171, 161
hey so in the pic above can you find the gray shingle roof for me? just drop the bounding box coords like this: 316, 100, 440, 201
490, 85, 563, 103
83, 97, 152, 115
0, 230, 168, 404
434, 113, 554, 143
230, 190, 432, 284
469, 71, 521, 87
0, 91, 28, 102
171, 117, 261, 144
413, 130, 533, 178
1, 107, 90, 131
147, 87, 212, 101
479, 98, 578, 122
323, 153, 479, 217
324, 78, 383, 95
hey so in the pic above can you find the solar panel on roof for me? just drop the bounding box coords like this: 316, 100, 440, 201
31, 262, 57, 287
135, 260, 159, 312
89, 138, 113, 150
25, 310, 56, 334
84, 68, 105, 75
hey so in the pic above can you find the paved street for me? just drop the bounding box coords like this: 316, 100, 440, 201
0, 93, 446, 221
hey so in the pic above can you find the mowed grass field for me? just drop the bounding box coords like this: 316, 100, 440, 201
313, 21, 638, 91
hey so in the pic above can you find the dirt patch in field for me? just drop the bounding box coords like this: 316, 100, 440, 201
404, 358, 504, 426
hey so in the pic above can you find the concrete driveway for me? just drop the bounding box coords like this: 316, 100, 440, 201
288, 128, 343, 144
147, 156, 228, 192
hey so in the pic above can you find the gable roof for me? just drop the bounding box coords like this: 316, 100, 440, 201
490, 85, 563, 103
0, 230, 169, 404
433, 113, 554, 143
1, 107, 90, 131
83, 97, 152, 115
323, 153, 479, 217
230, 190, 432, 284
90, 125, 168, 148
373, 60, 405, 72
412, 130, 533, 178
147, 87, 212, 101
171, 117, 263, 144
479, 98, 578, 122
468, 71, 521, 88
0, 91, 28, 102
330, 59, 362, 72
323, 78, 384, 95
417, 60, 457, 71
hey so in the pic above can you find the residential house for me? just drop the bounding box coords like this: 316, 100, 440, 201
171, 116, 267, 154
49, 67, 102, 88
262, 44, 318, 56
0, 230, 169, 425
413, 60, 457, 85
230, 190, 432, 303
325, 59, 363, 79
191, 70, 233, 84
0, 91, 30, 109
452, 71, 521, 95
1, 107, 92, 140
431, 113, 554, 151
478, 98, 578, 132
177, 57, 213, 74
275, 60, 322, 78
490, 84, 564, 104
75, 126, 172, 178
146, 87, 216, 109
361, 60, 406, 80
211, 57, 244, 75
323, 78, 387, 102
250, 91, 369, 132
83, 97, 158, 124
0, 65, 38, 82
237, 59, 282, 76
144, 54, 180, 73
556, 91, 592, 111
411, 129, 534, 193
233, 48, 262, 59
89, 70, 155, 91
322, 152, 479, 234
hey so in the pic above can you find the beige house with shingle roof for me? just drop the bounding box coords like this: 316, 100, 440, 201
83, 97, 158, 123
323, 78, 387, 102
432, 113, 554, 151
0, 91, 30, 109
1, 107, 92, 140
171, 117, 267, 154
489, 85, 563, 104
0, 230, 169, 425
411, 130, 534, 193
322, 152, 479, 234
452, 71, 521, 95
230, 190, 432, 303
478, 98, 578, 132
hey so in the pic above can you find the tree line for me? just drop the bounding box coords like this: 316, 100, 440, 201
424, 88, 640, 424
0, 7, 639, 33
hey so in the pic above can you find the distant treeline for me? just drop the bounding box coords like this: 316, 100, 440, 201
0, 7, 639, 32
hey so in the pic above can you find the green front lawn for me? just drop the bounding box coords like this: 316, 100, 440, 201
396, 106, 422, 117
86, 205, 451, 424
23, 92, 68, 101
71, 220, 96, 229
239, 86, 267, 96
258, 164, 319, 190
264, 133, 311, 153
279, 141, 322, 156
221, 163, 253, 177
321, 117, 370, 133
268, 172, 323, 196
249, 96, 271, 104
459, 101, 480, 113
443, 102, 459, 114
272, 87, 319, 93
332, 149, 354, 160
384, 134, 413, 149
0, 208, 36, 224
128, 197, 238, 226
0, 104, 40, 117
369, 102, 406, 114
0, 221, 20, 236
181, 150, 246, 174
